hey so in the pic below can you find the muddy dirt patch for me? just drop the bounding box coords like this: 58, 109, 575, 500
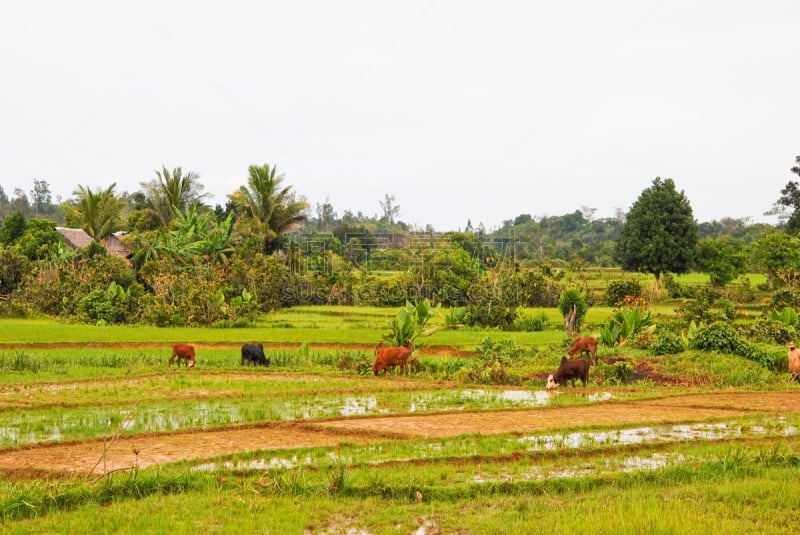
2, 392, 797, 477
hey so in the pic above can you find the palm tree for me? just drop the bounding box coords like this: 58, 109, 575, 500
139, 166, 208, 227
64, 184, 125, 240
229, 163, 309, 252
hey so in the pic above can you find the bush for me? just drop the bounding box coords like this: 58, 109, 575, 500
691, 321, 741, 353
723, 277, 757, 303
662, 273, 696, 299
770, 288, 800, 311
691, 321, 776, 370
464, 283, 517, 330
467, 338, 526, 385
602, 362, 632, 385
0, 245, 31, 295
733, 341, 775, 370
677, 288, 734, 326
650, 331, 686, 356
14, 253, 140, 319
513, 311, 548, 332
507, 268, 563, 307
745, 318, 795, 345
605, 279, 642, 307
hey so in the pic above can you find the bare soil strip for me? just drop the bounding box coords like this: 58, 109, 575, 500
1, 391, 796, 477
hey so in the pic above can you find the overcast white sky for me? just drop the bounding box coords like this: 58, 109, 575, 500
1, 1, 798, 231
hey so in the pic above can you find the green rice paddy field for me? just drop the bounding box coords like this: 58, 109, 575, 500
1, 305, 799, 534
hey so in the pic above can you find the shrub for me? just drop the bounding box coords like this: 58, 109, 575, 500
677, 288, 734, 326
513, 311, 548, 332
691, 321, 776, 370
0, 245, 31, 295
444, 306, 466, 328
745, 318, 795, 345
467, 338, 525, 385
605, 279, 642, 307
137, 258, 234, 326
733, 341, 775, 370
650, 331, 686, 356
691, 321, 741, 353
507, 268, 563, 307
14, 253, 140, 319
77, 283, 134, 324
356, 274, 409, 307
662, 273, 696, 299
222, 254, 289, 312
723, 277, 757, 303
464, 282, 517, 330
770, 288, 800, 311
602, 362, 632, 385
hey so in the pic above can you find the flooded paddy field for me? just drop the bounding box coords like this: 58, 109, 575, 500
1, 366, 799, 479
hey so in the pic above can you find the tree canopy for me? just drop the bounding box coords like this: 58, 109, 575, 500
228, 163, 309, 253
64, 183, 125, 240
614, 177, 698, 286
776, 156, 800, 233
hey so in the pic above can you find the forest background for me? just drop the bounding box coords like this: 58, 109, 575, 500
2, 156, 800, 336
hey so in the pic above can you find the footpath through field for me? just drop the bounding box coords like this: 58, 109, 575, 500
0, 391, 796, 477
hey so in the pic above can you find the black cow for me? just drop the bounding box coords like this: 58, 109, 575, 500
241, 343, 270, 366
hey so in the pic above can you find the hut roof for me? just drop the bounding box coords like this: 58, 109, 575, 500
55, 227, 94, 248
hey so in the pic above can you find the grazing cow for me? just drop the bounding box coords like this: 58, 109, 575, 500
169, 343, 196, 368
241, 343, 270, 367
568, 336, 598, 364
546, 356, 590, 389
372, 340, 414, 376
788, 342, 800, 383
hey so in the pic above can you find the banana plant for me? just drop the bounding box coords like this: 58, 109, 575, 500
769, 306, 799, 328
383, 299, 436, 346
599, 308, 655, 346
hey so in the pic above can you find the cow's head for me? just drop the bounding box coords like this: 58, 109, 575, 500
188, 359, 195, 368
546, 374, 558, 390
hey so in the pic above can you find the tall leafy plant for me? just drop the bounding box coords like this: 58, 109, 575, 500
383, 299, 435, 346
599, 308, 655, 347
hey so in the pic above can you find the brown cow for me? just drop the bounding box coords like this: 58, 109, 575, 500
568, 336, 598, 364
372, 340, 414, 376
788, 342, 800, 383
546, 356, 591, 389
169, 343, 196, 368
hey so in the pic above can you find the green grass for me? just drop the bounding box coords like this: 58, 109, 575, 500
1, 304, 799, 532
0, 307, 647, 350
3, 430, 800, 532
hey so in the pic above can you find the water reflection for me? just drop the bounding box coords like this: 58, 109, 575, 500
518, 421, 799, 451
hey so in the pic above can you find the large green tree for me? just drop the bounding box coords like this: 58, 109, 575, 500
775, 155, 800, 233
749, 231, 800, 289
63, 184, 125, 239
614, 177, 698, 287
695, 237, 748, 287
228, 163, 309, 253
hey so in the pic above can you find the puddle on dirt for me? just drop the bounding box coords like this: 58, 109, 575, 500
408, 389, 612, 412
185, 417, 797, 478
1, 388, 614, 447
518, 420, 800, 451
470, 452, 688, 484
194, 455, 313, 472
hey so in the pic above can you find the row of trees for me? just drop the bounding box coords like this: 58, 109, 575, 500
1, 156, 800, 327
